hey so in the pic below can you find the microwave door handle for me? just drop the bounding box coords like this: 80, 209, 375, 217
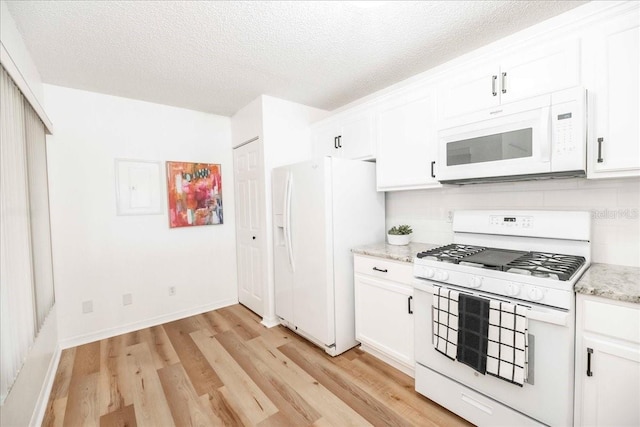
540, 106, 552, 163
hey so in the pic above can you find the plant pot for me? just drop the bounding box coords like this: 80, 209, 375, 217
387, 233, 412, 246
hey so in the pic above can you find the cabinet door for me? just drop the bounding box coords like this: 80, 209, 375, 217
578, 335, 640, 426
438, 63, 500, 121
499, 39, 580, 104
354, 275, 414, 368
338, 107, 376, 160
311, 119, 339, 158
588, 11, 640, 177
376, 87, 441, 190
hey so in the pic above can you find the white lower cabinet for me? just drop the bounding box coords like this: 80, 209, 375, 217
354, 255, 415, 376
575, 294, 640, 426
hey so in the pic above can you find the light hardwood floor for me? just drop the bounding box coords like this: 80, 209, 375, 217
42, 304, 472, 426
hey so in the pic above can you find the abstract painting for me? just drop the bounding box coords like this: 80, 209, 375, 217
166, 161, 223, 228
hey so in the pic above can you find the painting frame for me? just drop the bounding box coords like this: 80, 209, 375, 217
165, 161, 223, 228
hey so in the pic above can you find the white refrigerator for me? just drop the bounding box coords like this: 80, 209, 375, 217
272, 157, 385, 356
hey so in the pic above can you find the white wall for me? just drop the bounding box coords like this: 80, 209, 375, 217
44, 84, 238, 346
386, 177, 640, 267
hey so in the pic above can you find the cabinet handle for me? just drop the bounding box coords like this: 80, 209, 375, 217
408, 296, 413, 314
587, 347, 593, 377
501, 72, 507, 94
337, 135, 342, 148
372, 267, 388, 273
431, 161, 436, 178
334, 136, 339, 150
492, 75, 498, 96
597, 137, 604, 163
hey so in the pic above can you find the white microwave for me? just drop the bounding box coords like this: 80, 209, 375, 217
437, 87, 586, 184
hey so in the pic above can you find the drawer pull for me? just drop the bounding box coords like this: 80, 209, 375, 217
372, 267, 388, 273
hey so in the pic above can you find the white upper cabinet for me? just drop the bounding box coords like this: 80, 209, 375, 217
376, 84, 441, 191
311, 104, 376, 160
500, 39, 580, 103
584, 7, 640, 178
438, 62, 500, 121
438, 39, 581, 123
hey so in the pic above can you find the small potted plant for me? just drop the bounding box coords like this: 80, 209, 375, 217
387, 224, 413, 246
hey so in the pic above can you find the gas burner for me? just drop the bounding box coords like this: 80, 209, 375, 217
507, 268, 560, 280
417, 244, 586, 282
505, 252, 585, 281
416, 244, 485, 263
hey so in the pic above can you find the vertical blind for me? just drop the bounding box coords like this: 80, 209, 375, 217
0, 65, 55, 403
24, 94, 55, 327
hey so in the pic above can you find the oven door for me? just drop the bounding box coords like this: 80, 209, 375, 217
413, 279, 574, 427
437, 97, 551, 183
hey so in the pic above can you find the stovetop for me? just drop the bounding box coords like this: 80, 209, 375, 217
416, 243, 586, 281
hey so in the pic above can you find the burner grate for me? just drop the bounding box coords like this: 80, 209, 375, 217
416, 244, 485, 263
506, 252, 586, 281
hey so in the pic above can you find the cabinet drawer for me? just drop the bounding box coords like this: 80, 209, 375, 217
354, 255, 414, 284
582, 298, 640, 344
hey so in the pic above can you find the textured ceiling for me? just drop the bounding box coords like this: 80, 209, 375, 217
5, 1, 586, 116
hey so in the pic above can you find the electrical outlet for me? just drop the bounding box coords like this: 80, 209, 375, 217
123, 293, 133, 306
82, 300, 93, 314
169, 286, 176, 296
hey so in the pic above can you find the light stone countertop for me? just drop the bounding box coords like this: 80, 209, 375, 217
574, 263, 640, 304
351, 242, 440, 263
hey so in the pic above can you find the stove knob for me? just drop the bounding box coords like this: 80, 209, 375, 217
435, 271, 449, 281
528, 287, 544, 301
506, 283, 521, 296
423, 268, 435, 279
469, 276, 483, 288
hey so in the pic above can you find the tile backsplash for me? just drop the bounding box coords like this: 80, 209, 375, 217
385, 177, 640, 267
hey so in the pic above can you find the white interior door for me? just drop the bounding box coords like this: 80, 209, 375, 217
233, 139, 265, 316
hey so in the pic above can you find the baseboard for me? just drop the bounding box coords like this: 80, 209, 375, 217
29, 343, 62, 427
58, 297, 237, 349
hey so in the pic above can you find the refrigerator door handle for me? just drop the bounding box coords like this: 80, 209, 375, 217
283, 172, 295, 271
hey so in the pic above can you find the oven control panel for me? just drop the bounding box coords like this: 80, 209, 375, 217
489, 215, 533, 229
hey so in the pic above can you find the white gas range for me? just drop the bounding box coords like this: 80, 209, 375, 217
413, 210, 590, 426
